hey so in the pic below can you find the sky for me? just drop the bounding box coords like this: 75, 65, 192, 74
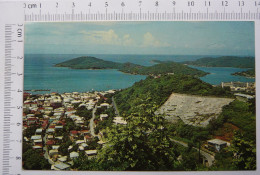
25, 21, 255, 56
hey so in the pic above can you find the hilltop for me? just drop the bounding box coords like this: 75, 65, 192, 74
182, 56, 255, 68
114, 74, 233, 116
55, 56, 208, 77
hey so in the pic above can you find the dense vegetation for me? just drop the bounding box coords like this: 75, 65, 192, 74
119, 60, 207, 77
114, 74, 232, 116
182, 56, 255, 68
167, 99, 256, 170
55, 56, 122, 69
232, 68, 255, 78
55, 56, 207, 76
73, 101, 201, 171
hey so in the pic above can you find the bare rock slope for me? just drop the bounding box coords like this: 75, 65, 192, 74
156, 93, 233, 127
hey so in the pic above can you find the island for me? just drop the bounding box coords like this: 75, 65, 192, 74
182, 56, 255, 68
55, 56, 208, 77
232, 68, 255, 78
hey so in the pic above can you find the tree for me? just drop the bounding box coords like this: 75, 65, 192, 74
23, 149, 50, 170
96, 97, 180, 171
229, 131, 256, 170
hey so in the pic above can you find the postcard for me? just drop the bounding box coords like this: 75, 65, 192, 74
23, 22, 256, 172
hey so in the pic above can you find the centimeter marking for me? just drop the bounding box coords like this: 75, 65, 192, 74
23, 0, 260, 21
25, 10, 260, 21
3, 24, 14, 175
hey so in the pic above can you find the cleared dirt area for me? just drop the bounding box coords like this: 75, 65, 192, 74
156, 93, 234, 127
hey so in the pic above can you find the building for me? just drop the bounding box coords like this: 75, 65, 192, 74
207, 139, 228, 152
52, 162, 70, 170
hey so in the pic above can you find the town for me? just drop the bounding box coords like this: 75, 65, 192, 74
22, 81, 255, 170
23, 90, 127, 170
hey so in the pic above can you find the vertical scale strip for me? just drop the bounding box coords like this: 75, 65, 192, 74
2, 24, 13, 175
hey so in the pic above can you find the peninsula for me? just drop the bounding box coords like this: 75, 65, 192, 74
182, 56, 255, 68
55, 56, 208, 77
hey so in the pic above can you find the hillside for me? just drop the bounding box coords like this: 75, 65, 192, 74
55, 56, 122, 69
182, 56, 255, 68
121, 60, 208, 77
55, 56, 207, 77
114, 74, 233, 116
232, 68, 255, 78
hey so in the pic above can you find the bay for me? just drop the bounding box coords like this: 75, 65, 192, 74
190, 66, 255, 85
24, 54, 255, 93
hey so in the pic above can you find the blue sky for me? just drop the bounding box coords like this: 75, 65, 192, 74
25, 22, 254, 56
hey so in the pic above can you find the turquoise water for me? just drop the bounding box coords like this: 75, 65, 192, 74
190, 66, 255, 85
24, 54, 255, 93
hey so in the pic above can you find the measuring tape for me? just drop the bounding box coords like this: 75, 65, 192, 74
0, 0, 260, 175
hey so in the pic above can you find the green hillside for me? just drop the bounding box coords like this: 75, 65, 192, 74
55, 56, 122, 69
114, 74, 232, 116
55, 56, 207, 77
182, 56, 255, 68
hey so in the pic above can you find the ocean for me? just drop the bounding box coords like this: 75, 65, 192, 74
24, 54, 255, 94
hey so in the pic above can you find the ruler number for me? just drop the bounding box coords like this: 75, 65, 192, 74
121, 2, 125, 7
138, 1, 142, 6
222, 1, 228, 6
255, 1, 260, 6
188, 1, 195, 6
17, 122, 21, 126
16, 156, 21, 160
88, 2, 92, 7
17, 106, 22, 109
205, 1, 211, 6
172, 1, 176, 6
17, 56, 23, 59
105, 2, 108, 7
56, 2, 58, 8
17, 89, 23, 93
72, 2, 75, 8
155, 1, 159, 7
238, 1, 244, 6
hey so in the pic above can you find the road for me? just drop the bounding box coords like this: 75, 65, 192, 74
89, 105, 98, 137
112, 97, 120, 117
171, 139, 215, 167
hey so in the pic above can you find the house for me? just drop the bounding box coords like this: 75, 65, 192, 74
100, 103, 110, 108
52, 162, 70, 170
113, 117, 127, 125
46, 140, 56, 146
76, 140, 85, 144
32, 145, 43, 150
31, 135, 42, 140
100, 114, 108, 121
47, 128, 55, 133
85, 150, 97, 159
207, 139, 228, 152
70, 151, 79, 159
84, 135, 92, 142
35, 128, 43, 134
52, 145, 60, 150
58, 156, 67, 162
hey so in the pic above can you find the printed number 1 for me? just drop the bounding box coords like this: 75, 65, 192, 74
255, 1, 260, 6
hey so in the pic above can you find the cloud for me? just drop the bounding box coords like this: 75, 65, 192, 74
142, 32, 170, 47
79, 29, 134, 46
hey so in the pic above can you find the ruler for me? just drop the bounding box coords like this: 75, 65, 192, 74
0, 0, 260, 175
23, 0, 260, 21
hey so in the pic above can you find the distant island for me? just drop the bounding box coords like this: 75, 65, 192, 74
182, 56, 255, 68
232, 68, 255, 78
55, 56, 208, 77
